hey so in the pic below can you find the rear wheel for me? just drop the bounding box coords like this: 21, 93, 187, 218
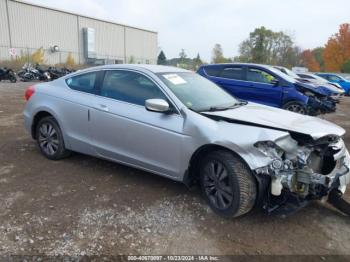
283, 101, 307, 115
199, 150, 257, 217
35, 116, 70, 160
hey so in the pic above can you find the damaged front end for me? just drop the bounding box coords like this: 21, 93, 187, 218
296, 83, 337, 115
254, 133, 350, 215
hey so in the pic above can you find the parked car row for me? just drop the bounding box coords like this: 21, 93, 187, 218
316, 73, 350, 95
23, 64, 350, 218
197, 63, 349, 116
275, 66, 345, 99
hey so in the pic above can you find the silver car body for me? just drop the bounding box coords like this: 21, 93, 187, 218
24, 65, 350, 196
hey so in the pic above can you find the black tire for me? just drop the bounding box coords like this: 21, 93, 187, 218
283, 101, 307, 115
347, 90, 350, 96
35, 116, 70, 160
199, 150, 257, 218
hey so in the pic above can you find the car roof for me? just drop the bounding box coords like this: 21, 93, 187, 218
298, 73, 313, 75
201, 63, 274, 70
72, 64, 190, 75
316, 73, 332, 75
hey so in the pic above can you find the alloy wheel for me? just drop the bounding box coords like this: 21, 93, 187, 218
286, 104, 306, 114
203, 160, 234, 210
38, 123, 59, 156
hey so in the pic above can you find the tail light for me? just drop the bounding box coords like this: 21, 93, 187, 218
25, 86, 35, 101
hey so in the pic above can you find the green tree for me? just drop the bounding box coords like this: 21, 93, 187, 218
341, 59, 350, 73
193, 53, 203, 69
157, 50, 167, 65
212, 44, 230, 63
179, 49, 187, 64
236, 26, 296, 66
312, 47, 325, 71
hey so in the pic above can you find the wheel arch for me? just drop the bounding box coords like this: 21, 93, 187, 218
282, 96, 308, 107
31, 111, 55, 139
184, 143, 253, 186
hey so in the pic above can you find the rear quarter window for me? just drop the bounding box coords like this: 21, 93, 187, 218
66, 72, 98, 93
203, 66, 223, 77
219, 67, 244, 80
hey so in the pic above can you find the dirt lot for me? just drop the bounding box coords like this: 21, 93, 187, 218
0, 81, 349, 256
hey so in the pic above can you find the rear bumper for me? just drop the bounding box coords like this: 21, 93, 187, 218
23, 110, 33, 137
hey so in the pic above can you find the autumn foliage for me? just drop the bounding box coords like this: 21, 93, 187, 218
301, 49, 320, 72
323, 23, 350, 72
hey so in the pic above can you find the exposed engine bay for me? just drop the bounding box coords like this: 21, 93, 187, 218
254, 133, 350, 215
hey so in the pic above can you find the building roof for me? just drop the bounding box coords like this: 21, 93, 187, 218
12, 0, 157, 34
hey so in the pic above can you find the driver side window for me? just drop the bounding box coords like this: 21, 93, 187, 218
101, 70, 168, 106
247, 68, 276, 84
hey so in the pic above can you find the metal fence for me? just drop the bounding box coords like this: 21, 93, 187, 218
0, 45, 156, 67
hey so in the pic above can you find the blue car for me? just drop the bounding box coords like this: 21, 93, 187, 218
316, 73, 350, 95
197, 63, 336, 115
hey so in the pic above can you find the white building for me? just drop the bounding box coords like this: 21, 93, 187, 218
0, 0, 158, 65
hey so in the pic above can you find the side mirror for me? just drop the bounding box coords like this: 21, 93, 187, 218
271, 79, 279, 86
145, 99, 170, 113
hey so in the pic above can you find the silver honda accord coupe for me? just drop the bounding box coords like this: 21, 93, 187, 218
24, 65, 350, 217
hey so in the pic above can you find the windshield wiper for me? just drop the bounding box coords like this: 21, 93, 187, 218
201, 100, 248, 112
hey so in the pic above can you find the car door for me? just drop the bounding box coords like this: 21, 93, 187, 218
244, 67, 283, 107
60, 71, 101, 155
89, 69, 186, 178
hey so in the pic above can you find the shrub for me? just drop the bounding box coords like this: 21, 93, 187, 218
31, 47, 45, 64
65, 52, 76, 67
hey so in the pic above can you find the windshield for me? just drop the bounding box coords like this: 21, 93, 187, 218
157, 72, 240, 112
338, 75, 347, 81
267, 66, 296, 83
308, 74, 329, 83
282, 67, 299, 79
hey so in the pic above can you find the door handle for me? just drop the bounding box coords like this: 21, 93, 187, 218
95, 104, 109, 112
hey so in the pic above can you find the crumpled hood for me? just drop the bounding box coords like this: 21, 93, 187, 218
203, 103, 345, 139
297, 79, 343, 94
295, 81, 330, 96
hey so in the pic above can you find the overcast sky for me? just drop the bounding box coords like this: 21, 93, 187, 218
25, 0, 350, 62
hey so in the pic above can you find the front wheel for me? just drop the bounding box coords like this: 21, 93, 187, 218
283, 101, 307, 115
199, 150, 257, 218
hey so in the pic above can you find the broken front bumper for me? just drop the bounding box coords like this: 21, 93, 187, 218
255, 144, 350, 215
307, 96, 336, 115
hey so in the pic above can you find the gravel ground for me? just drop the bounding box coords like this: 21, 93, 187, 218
0, 80, 349, 256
